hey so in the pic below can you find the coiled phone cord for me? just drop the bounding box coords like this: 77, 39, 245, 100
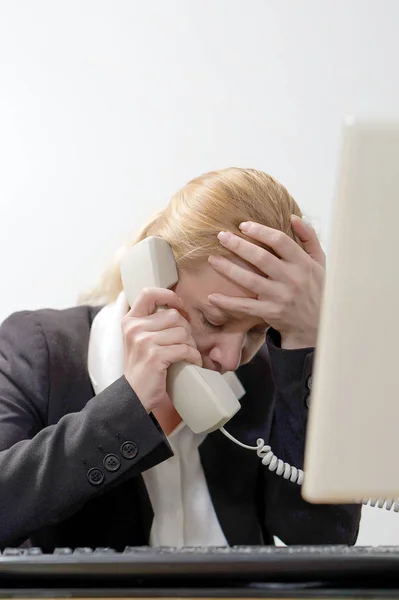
220, 427, 399, 513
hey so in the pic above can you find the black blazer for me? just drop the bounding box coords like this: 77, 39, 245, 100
0, 306, 360, 551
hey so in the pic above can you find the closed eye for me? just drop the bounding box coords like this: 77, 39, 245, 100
200, 313, 225, 331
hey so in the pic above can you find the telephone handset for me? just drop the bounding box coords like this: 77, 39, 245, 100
119, 236, 398, 513
120, 236, 243, 435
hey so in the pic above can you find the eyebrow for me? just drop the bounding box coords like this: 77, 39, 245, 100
201, 304, 236, 322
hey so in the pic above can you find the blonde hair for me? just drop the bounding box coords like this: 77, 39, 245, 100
79, 167, 302, 306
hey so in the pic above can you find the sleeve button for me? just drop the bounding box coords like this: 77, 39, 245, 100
120, 441, 138, 460
103, 453, 121, 472
87, 467, 105, 486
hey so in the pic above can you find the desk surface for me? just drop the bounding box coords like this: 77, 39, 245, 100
6, 597, 399, 600
6, 594, 399, 600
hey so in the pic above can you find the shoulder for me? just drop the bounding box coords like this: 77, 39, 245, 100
34, 305, 100, 353
1, 305, 100, 355
0, 306, 101, 418
0, 306, 101, 432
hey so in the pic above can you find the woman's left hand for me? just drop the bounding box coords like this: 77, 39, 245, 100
208, 216, 325, 349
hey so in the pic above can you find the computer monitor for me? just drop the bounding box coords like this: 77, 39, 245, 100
302, 118, 399, 505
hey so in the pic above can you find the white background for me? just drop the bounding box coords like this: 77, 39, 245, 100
0, 0, 398, 545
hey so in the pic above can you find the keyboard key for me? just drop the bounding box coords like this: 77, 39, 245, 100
26, 547, 43, 555
2, 548, 25, 556
53, 547, 73, 555
124, 546, 152, 553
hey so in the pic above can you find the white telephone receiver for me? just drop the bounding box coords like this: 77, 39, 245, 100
120, 236, 245, 435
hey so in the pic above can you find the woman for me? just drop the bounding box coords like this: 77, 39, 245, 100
0, 168, 360, 551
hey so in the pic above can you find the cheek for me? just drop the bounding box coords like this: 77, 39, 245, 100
193, 331, 213, 351
242, 337, 265, 363
184, 310, 214, 351
189, 324, 214, 352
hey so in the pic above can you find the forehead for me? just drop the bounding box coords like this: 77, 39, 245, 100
181, 258, 258, 301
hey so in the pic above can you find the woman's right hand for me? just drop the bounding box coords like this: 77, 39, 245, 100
122, 287, 202, 412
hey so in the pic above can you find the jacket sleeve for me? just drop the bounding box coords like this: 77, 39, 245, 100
0, 311, 172, 548
262, 329, 361, 545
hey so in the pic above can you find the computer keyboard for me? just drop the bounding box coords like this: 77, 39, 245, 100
2, 544, 399, 555
1, 544, 399, 587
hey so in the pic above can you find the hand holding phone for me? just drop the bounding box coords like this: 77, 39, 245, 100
122, 287, 202, 413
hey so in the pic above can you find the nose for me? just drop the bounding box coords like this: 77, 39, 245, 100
209, 334, 244, 373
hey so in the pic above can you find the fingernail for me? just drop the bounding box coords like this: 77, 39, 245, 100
292, 213, 310, 226
239, 222, 250, 232
302, 215, 312, 226
217, 231, 231, 244
208, 255, 220, 264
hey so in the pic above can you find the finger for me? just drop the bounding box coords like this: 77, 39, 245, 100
291, 215, 326, 267
235, 222, 306, 263
208, 293, 286, 327
216, 231, 285, 280
208, 254, 278, 297
128, 287, 184, 318
136, 308, 192, 334
208, 293, 264, 317
162, 344, 203, 368
152, 326, 197, 348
